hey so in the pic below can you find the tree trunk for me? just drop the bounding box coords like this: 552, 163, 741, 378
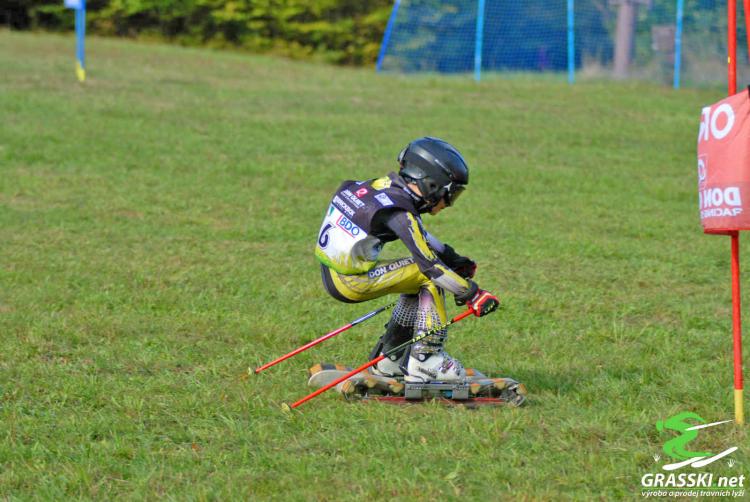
613, 0, 638, 79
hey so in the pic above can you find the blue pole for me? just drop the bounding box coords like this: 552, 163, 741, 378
475, 0, 486, 81
74, 0, 86, 82
673, 0, 684, 89
567, 0, 575, 84
376, 0, 402, 72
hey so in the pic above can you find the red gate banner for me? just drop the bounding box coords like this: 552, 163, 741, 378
698, 88, 750, 233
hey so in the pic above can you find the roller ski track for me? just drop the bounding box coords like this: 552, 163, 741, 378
307, 363, 527, 408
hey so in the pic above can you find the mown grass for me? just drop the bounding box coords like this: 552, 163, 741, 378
0, 31, 748, 500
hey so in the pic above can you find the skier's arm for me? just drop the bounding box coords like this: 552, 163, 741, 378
424, 231, 446, 254
384, 211, 473, 296
386, 210, 500, 317
425, 231, 477, 279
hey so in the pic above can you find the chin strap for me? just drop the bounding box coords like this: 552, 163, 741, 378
401, 184, 430, 213
398, 172, 441, 213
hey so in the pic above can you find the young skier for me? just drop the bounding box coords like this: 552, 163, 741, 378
314, 137, 499, 384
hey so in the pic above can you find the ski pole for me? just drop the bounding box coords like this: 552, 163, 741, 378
282, 308, 475, 411
254, 301, 396, 374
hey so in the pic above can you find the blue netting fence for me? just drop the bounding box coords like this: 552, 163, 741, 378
377, 0, 750, 88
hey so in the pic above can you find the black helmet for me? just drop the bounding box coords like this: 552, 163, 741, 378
398, 137, 469, 212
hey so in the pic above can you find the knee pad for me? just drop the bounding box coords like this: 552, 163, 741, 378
391, 294, 419, 327
417, 285, 447, 335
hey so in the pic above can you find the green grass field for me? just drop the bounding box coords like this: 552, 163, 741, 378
1, 31, 748, 500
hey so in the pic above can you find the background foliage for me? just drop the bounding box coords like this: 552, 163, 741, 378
0, 0, 393, 64
0, 0, 743, 70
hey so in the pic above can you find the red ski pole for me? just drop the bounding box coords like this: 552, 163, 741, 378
254, 302, 396, 374
282, 308, 475, 411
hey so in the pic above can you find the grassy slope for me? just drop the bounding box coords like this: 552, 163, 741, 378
0, 31, 747, 500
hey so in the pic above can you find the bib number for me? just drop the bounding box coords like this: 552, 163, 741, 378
318, 223, 333, 248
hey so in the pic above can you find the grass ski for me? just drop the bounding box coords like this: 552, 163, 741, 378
307, 363, 527, 407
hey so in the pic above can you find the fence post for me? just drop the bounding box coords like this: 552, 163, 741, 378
673, 0, 684, 89
474, 0, 486, 81
376, 0, 402, 72
568, 0, 575, 84
75, 1, 86, 82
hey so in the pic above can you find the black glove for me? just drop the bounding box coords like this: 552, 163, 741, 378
455, 280, 478, 306
438, 244, 477, 279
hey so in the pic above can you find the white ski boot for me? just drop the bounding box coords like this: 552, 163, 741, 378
404, 349, 467, 383
372, 355, 404, 378
401, 328, 470, 400
404, 324, 466, 383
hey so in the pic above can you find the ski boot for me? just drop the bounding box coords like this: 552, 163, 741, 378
401, 329, 472, 400
369, 319, 413, 378
401, 331, 527, 405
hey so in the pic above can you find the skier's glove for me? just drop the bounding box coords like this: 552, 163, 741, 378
468, 289, 500, 317
437, 244, 477, 279
455, 281, 499, 317
451, 256, 477, 279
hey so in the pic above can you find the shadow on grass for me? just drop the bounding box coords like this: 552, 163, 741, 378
493, 368, 593, 397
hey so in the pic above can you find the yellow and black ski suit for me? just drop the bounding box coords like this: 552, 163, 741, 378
315, 172, 474, 325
